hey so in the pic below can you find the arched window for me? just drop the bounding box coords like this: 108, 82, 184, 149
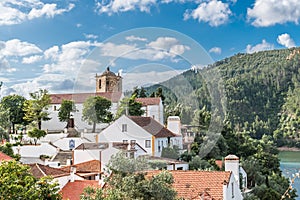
99, 80, 101, 89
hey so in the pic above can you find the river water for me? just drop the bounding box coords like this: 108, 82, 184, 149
279, 151, 300, 200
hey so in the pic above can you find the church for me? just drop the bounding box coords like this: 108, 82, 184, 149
42, 67, 164, 132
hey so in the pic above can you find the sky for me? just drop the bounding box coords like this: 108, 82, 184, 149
0, 0, 299, 97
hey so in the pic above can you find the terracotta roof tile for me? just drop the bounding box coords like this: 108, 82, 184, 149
135, 97, 161, 106
0, 151, 13, 161
61, 160, 101, 173
50, 92, 122, 104
146, 170, 231, 200
129, 116, 176, 138
27, 163, 69, 178
60, 180, 101, 200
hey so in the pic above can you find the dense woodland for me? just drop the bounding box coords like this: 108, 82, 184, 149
146, 47, 300, 147
141, 47, 300, 199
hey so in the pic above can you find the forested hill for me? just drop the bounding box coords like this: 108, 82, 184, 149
146, 47, 300, 146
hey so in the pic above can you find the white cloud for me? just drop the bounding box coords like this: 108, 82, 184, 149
1, 39, 42, 56
28, 3, 74, 20
122, 69, 184, 91
22, 55, 42, 64
246, 39, 274, 54
184, 0, 231, 26
84, 34, 98, 39
277, 33, 296, 48
99, 42, 137, 57
95, 0, 157, 15
97, 37, 190, 62
125, 35, 148, 42
76, 23, 82, 28
43, 41, 100, 74
0, 1, 74, 26
209, 47, 222, 54
247, 0, 300, 27
44, 46, 59, 60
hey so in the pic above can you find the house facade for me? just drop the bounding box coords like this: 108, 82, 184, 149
98, 115, 181, 157
136, 97, 164, 125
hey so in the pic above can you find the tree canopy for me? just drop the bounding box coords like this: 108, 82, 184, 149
115, 94, 144, 118
0, 94, 27, 134
82, 96, 112, 132
23, 89, 51, 129
0, 161, 61, 199
58, 99, 76, 127
81, 152, 177, 200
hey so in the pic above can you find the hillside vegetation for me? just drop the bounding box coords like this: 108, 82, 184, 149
147, 47, 300, 147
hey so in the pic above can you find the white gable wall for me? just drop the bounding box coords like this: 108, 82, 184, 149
143, 104, 164, 125
223, 174, 243, 200
99, 115, 153, 155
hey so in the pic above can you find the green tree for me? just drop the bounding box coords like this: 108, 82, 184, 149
81, 152, 177, 200
0, 142, 19, 160
188, 156, 212, 170
82, 96, 112, 132
58, 99, 76, 128
161, 145, 180, 160
139, 87, 147, 98
0, 160, 61, 199
27, 128, 47, 145
23, 89, 51, 129
115, 94, 144, 118
0, 94, 27, 134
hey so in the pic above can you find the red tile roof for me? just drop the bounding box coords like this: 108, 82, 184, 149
146, 170, 231, 200
215, 160, 223, 169
135, 97, 161, 106
50, 92, 122, 104
61, 160, 101, 173
0, 151, 13, 161
28, 163, 69, 178
60, 180, 101, 200
129, 116, 177, 138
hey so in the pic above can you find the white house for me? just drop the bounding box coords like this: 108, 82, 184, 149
98, 115, 181, 157
73, 142, 147, 173
136, 97, 164, 125
225, 154, 248, 191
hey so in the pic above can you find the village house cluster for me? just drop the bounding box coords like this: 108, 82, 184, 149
3, 68, 246, 199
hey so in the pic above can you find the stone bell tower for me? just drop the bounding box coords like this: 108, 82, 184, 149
95, 67, 122, 93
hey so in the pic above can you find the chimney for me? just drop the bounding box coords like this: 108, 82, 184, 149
167, 116, 181, 135
70, 166, 76, 182
225, 155, 240, 187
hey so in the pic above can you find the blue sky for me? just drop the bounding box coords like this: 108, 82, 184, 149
0, 0, 299, 97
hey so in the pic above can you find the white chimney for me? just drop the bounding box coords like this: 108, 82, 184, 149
167, 116, 181, 135
225, 154, 240, 187
70, 166, 76, 182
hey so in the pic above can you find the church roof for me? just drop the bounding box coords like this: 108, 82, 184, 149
135, 97, 161, 106
98, 67, 119, 77
50, 92, 122, 104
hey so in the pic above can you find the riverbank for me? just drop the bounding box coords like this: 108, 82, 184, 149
278, 146, 300, 152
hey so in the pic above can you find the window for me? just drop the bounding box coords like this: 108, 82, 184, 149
158, 141, 161, 152
122, 124, 127, 132
123, 140, 128, 143
99, 80, 102, 89
145, 140, 151, 148
231, 182, 234, 198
